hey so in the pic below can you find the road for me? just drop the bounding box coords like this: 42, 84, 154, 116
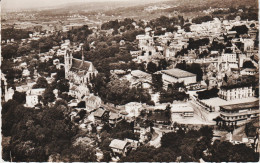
149, 127, 163, 148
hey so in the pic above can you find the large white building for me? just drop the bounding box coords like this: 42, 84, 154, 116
219, 85, 255, 101
160, 68, 197, 88
221, 53, 237, 63
25, 88, 45, 107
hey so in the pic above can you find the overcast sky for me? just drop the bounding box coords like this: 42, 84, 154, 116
2, 0, 165, 10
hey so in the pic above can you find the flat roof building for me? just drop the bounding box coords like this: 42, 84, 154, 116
219, 100, 259, 125
161, 68, 197, 87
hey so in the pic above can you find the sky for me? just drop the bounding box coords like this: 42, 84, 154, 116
1, 0, 166, 10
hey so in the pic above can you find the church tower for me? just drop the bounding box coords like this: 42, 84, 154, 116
64, 50, 73, 78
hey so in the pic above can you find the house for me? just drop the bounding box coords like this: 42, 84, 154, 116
69, 84, 90, 100
25, 88, 45, 108
221, 53, 237, 63
130, 70, 152, 89
219, 100, 259, 125
109, 139, 129, 156
171, 103, 194, 118
109, 112, 122, 126
85, 94, 102, 111
93, 108, 109, 124
227, 31, 237, 38
124, 138, 140, 149
22, 69, 30, 77
160, 68, 197, 88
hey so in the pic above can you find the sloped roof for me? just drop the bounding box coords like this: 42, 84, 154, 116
109, 113, 121, 120
71, 58, 92, 71
109, 139, 128, 150
94, 108, 105, 117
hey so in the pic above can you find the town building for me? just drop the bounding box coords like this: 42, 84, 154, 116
219, 100, 259, 125
25, 88, 45, 108
160, 68, 197, 88
85, 94, 102, 111
109, 112, 123, 126
93, 108, 109, 124
219, 85, 255, 101
171, 103, 194, 118
109, 139, 129, 156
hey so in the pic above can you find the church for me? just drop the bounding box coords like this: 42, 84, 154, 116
64, 48, 98, 99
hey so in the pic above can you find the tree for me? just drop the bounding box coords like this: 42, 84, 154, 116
33, 77, 48, 89
230, 25, 248, 36
243, 61, 255, 68
56, 79, 70, 93
77, 101, 86, 108
2, 44, 19, 59
152, 74, 163, 92
12, 91, 26, 104
147, 62, 158, 73
43, 87, 55, 105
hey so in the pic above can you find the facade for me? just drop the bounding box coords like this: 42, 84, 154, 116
219, 100, 259, 125
219, 85, 255, 101
25, 88, 45, 108
161, 68, 197, 87
222, 53, 237, 63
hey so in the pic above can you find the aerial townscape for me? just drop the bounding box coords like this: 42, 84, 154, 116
1, 0, 259, 162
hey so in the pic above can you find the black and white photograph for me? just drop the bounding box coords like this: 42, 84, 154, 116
1, 0, 259, 162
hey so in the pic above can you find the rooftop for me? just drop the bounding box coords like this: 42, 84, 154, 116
109, 139, 128, 150
171, 104, 194, 113
161, 68, 196, 78
94, 108, 105, 118
220, 100, 259, 111
109, 112, 121, 120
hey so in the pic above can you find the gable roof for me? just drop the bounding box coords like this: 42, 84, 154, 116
109, 139, 128, 150
71, 58, 92, 71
